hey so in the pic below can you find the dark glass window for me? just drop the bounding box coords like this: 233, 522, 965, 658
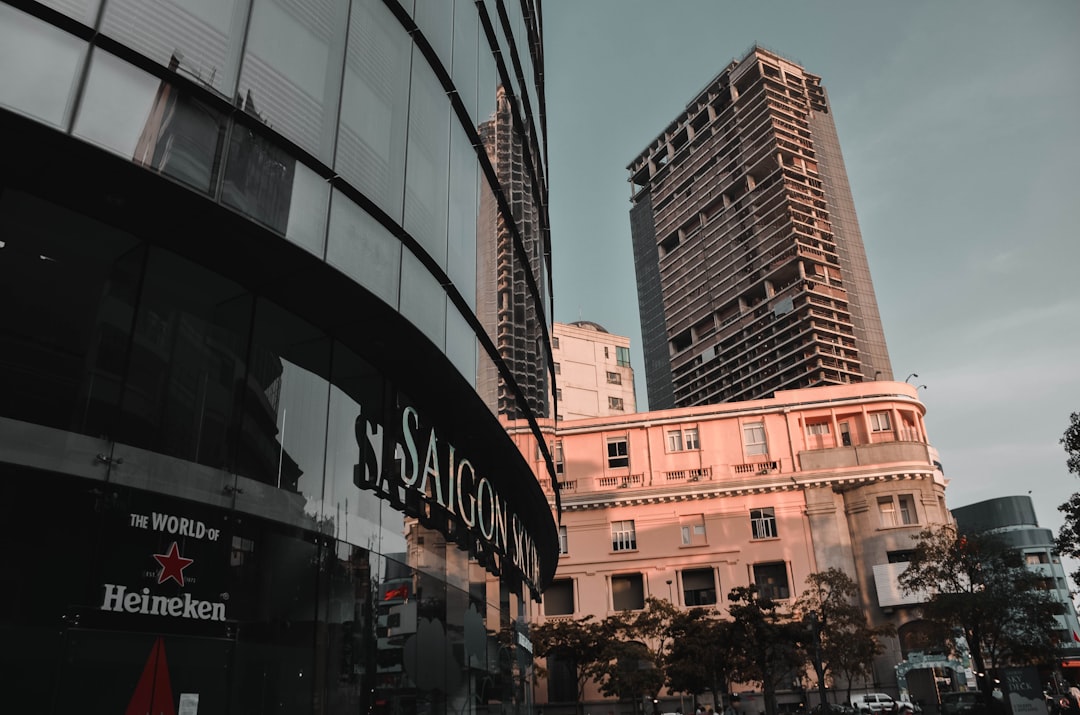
753, 561, 790, 600
116, 248, 254, 472
544, 579, 574, 616
682, 568, 717, 606
0, 189, 142, 437
612, 573, 645, 611
234, 299, 330, 496
546, 649, 577, 702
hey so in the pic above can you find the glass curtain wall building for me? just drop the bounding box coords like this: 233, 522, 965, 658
0, 0, 557, 713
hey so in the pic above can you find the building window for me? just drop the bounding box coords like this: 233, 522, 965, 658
878, 494, 917, 527
544, 579, 574, 616
612, 573, 645, 611
607, 437, 629, 468
750, 507, 778, 539
668, 427, 699, 452
888, 549, 915, 563
609, 396, 624, 411
898, 494, 916, 524
869, 411, 892, 432
558, 525, 568, 555
682, 568, 717, 606
612, 520, 636, 551
684, 427, 699, 450
743, 422, 768, 455
555, 388, 562, 401
554, 362, 560, 374
604, 347, 609, 359
606, 370, 621, 384
753, 562, 790, 600
1026, 552, 1050, 565
616, 346, 631, 367
806, 421, 830, 435
554, 440, 564, 475
552, 336, 559, 349
680, 514, 706, 546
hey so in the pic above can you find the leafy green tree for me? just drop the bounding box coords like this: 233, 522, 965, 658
591, 597, 677, 712
899, 526, 1059, 694
828, 619, 892, 704
727, 586, 804, 715
665, 607, 735, 708
794, 568, 892, 709
591, 639, 667, 714
1056, 412, 1080, 584
531, 615, 609, 713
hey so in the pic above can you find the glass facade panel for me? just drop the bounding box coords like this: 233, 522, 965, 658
0, 4, 85, 128
404, 51, 451, 267
326, 190, 401, 309
413, 0, 454, 75
324, 342, 407, 555
99, 0, 247, 97
236, 299, 330, 498
336, 0, 411, 221
400, 249, 447, 352
448, 122, 479, 310
116, 248, 254, 473
452, 0, 480, 123
236, 0, 348, 163
35, 0, 101, 25
222, 126, 329, 255
75, 50, 227, 194
0, 190, 141, 436
446, 306, 478, 388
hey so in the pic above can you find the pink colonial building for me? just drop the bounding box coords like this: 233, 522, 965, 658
507, 381, 950, 710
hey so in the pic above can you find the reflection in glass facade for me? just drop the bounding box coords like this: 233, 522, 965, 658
0, 0, 555, 712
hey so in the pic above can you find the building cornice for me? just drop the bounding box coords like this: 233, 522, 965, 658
555, 470, 933, 511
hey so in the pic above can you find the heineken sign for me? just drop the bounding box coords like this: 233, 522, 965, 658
355, 403, 543, 596
101, 583, 226, 621
100, 508, 227, 623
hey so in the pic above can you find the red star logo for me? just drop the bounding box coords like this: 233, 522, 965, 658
153, 542, 194, 587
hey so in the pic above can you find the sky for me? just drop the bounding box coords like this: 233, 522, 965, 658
541, 1, 1080, 544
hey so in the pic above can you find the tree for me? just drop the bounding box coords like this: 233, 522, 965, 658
727, 586, 804, 715
591, 597, 676, 713
899, 526, 1059, 694
1056, 412, 1080, 584
531, 615, 609, 713
665, 607, 736, 708
794, 568, 893, 709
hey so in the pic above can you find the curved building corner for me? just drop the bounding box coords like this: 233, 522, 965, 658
0, 0, 556, 712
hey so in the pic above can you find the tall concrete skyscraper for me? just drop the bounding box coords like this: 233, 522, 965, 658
628, 46, 892, 409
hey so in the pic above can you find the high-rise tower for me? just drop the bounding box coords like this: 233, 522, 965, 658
628, 46, 892, 409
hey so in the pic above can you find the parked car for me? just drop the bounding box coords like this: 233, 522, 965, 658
811, 704, 858, 715
897, 698, 922, 714
851, 694, 898, 715
939, 691, 992, 715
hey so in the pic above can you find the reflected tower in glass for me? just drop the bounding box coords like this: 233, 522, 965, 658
0, 0, 556, 713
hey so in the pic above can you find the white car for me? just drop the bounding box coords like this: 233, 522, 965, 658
851, 694, 898, 715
